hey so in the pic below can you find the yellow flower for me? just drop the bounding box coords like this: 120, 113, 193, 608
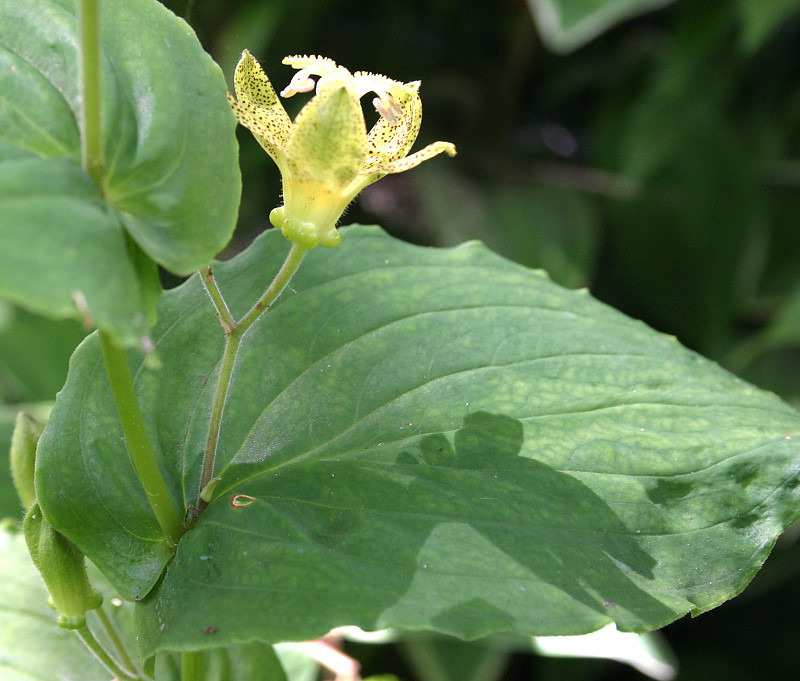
229, 51, 456, 249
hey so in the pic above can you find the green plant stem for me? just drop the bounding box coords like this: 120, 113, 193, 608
181, 650, 205, 681
238, 242, 308, 331
76, 623, 138, 680
200, 265, 235, 333
94, 605, 141, 678
78, 0, 104, 186
196, 326, 239, 513
196, 243, 307, 512
99, 330, 183, 545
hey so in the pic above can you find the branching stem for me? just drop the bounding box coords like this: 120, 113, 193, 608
238, 242, 308, 331
196, 242, 307, 512
200, 265, 235, 333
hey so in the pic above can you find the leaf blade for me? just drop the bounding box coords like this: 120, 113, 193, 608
33, 226, 800, 656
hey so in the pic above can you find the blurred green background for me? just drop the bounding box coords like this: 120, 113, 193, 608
3, 0, 800, 679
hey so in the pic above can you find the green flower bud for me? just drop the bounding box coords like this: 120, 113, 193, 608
23, 503, 102, 629
10, 411, 44, 510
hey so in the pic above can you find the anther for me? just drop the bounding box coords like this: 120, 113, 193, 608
373, 93, 402, 125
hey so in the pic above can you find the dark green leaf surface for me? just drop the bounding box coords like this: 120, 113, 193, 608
0, 302, 85, 403
35, 227, 800, 658
526, 0, 676, 52
0, 0, 239, 341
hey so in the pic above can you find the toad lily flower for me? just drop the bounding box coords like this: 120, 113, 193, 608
229, 51, 456, 249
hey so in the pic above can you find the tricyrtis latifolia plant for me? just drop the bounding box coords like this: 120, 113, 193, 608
14, 45, 455, 679
2, 2, 800, 681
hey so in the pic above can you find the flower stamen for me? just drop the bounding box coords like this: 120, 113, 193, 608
372, 92, 403, 125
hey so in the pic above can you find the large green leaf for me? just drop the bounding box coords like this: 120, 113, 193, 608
526, 0, 676, 52
0, 0, 239, 343
34, 227, 800, 659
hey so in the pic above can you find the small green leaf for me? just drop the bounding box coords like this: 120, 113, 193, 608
2, 404, 50, 520
34, 227, 800, 658
10, 411, 44, 510
526, 0, 677, 52
23, 503, 102, 628
1, 413, 21, 520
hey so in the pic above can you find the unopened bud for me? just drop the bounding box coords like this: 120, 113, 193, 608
23, 503, 102, 629
10, 411, 44, 510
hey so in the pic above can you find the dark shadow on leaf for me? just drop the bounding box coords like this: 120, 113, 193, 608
140, 412, 679, 651
388, 412, 674, 635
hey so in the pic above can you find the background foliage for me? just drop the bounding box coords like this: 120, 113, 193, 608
2, 0, 800, 679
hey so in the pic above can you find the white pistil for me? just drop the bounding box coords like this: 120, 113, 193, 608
280, 69, 316, 97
